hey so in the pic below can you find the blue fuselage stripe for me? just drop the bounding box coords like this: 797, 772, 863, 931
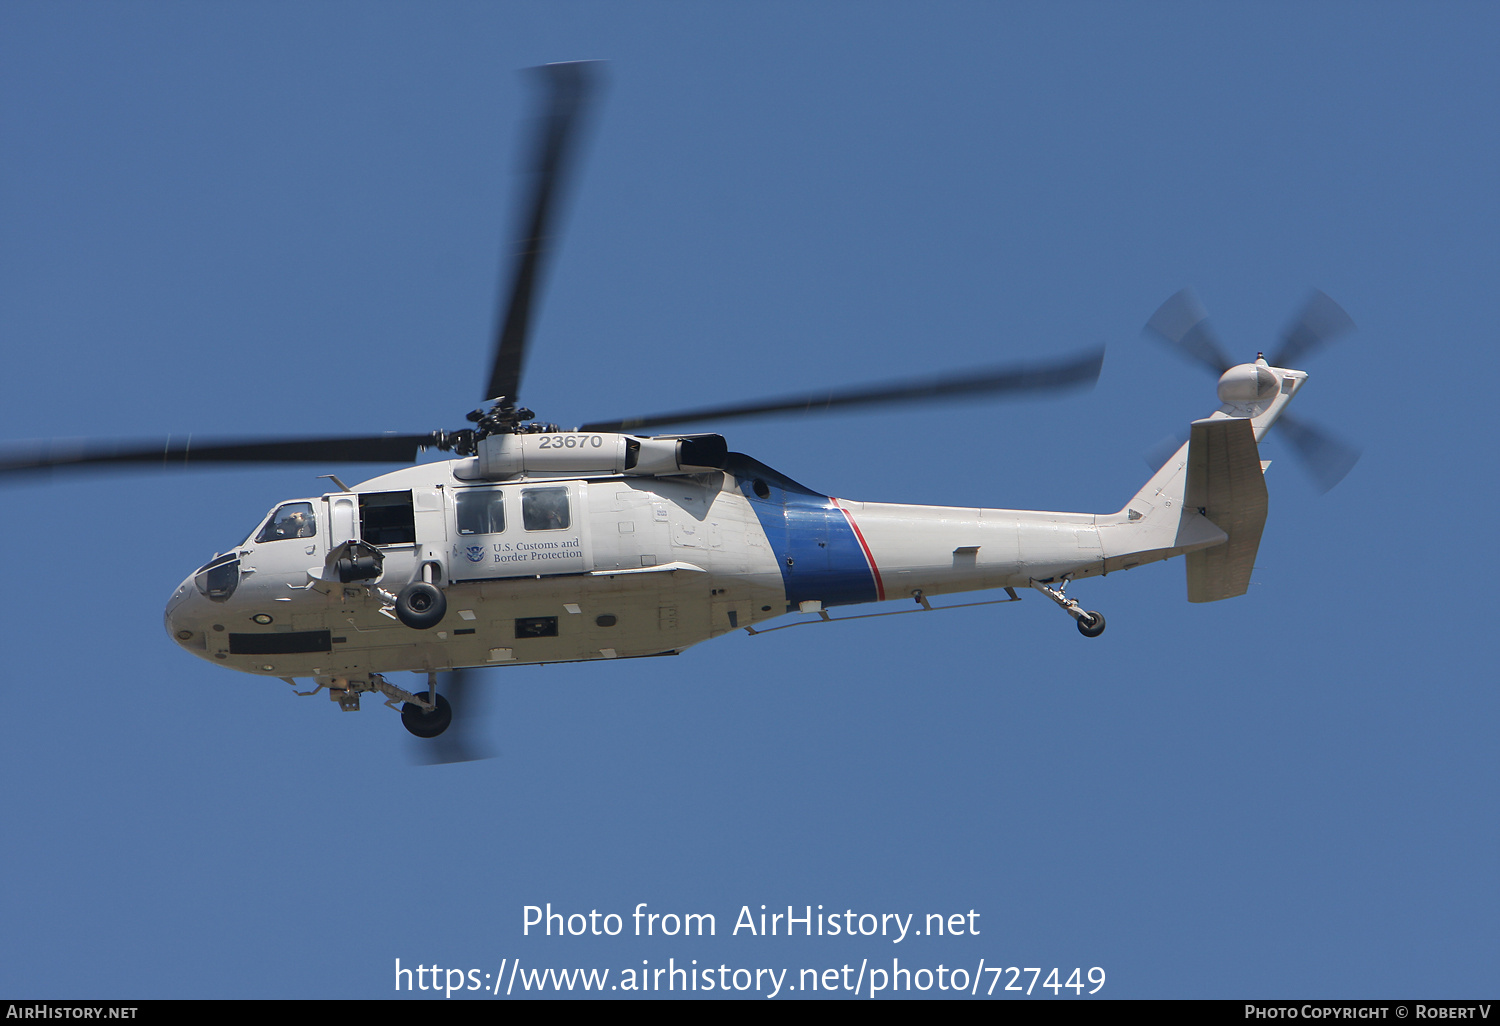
736, 476, 879, 611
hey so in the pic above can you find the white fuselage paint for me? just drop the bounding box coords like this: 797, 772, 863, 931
162, 363, 1308, 690
163, 461, 1174, 686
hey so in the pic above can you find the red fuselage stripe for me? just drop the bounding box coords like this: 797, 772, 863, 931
832, 499, 885, 602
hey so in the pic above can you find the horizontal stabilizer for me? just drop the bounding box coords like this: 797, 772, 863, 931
1184, 417, 1268, 603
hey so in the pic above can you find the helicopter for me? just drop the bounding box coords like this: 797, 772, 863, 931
0, 62, 1359, 750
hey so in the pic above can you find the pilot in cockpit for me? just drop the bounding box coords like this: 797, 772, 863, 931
261, 504, 317, 541
282, 510, 315, 539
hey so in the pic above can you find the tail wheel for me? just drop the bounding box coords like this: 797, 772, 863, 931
1077, 611, 1106, 638
396, 581, 447, 630
402, 692, 452, 738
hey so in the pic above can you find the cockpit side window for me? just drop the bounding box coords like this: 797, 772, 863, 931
255, 502, 318, 543
522, 487, 570, 531
456, 490, 506, 535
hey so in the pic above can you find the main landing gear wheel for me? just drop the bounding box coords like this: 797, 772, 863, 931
1077, 611, 1106, 638
402, 692, 452, 738
396, 581, 447, 630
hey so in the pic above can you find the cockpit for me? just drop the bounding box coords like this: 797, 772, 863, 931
254, 501, 318, 542
193, 552, 241, 602
191, 501, 321, 604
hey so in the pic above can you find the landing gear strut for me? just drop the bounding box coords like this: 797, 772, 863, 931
289, 671, 454, 737
401, 670, 452, 738
1030, 579, 1106, 638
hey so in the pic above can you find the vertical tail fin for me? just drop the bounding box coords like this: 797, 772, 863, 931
1100, 415, 1270, 601
1181, 417, 1268, 601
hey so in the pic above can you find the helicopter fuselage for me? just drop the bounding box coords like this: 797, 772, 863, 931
161, 447, 1177, 686
164, 359, 1305, 692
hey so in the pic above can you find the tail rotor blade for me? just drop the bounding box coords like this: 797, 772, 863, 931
1143, 430, 1189, 471
1144, 289, 1234, 375
408, 667, 496, 766
1275, 411, 1360, 493
483, 61, 602, 406
1271, 289, 1355, 368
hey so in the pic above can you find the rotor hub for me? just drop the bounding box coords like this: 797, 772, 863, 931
1216, 359, 1281, 404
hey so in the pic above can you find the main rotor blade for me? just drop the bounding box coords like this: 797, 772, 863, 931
483, 60, 601, 405
1271, 289, 1355, 368
1144, 289, 1234, 375
1275, 411, 1361, 493
578, 347, 1104, 433
408, 668, 496, 766
0, 434, 432, 479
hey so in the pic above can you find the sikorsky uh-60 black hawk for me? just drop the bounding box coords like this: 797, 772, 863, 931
1, 63, 1359, 753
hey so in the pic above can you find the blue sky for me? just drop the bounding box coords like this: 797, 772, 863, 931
1, 1, 1495, 1000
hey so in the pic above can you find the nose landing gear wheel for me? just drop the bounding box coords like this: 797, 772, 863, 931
1077, 611, 1106, 638
402, 692, 452, 738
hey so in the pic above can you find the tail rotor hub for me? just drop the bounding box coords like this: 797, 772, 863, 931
1216, 359, 1281, 404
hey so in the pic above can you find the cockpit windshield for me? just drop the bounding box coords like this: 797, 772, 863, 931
254, 502, 318, 543
194, 552, 240, 602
